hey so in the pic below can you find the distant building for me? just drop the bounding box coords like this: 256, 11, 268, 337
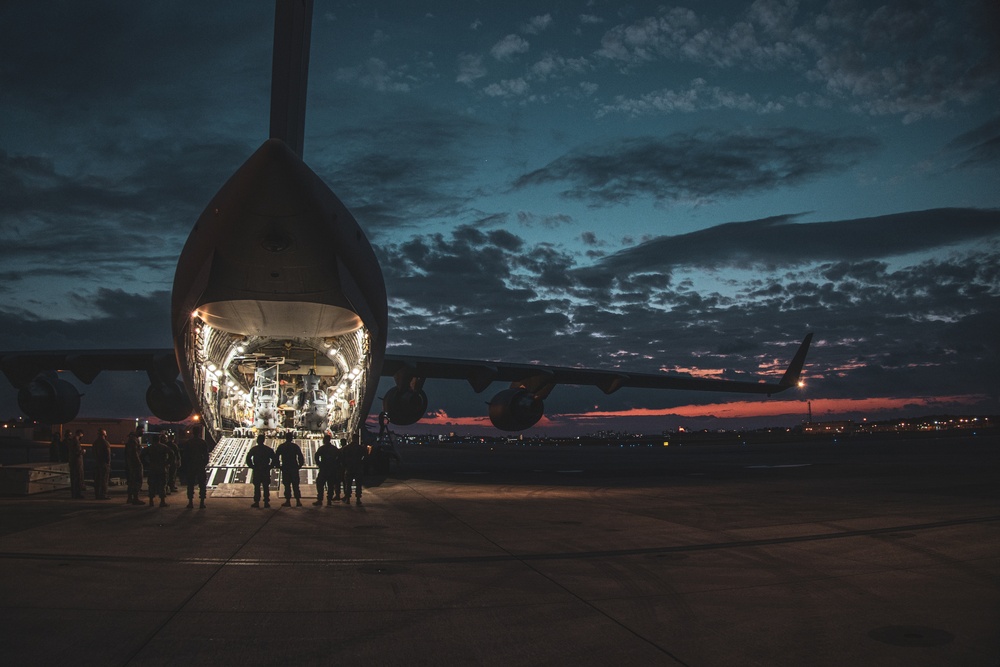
802, 421, 856, 435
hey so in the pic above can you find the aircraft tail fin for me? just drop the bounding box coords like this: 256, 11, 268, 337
269, 0, 313, 157
779, 333, 814, 388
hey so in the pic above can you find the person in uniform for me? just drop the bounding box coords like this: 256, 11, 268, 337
245, 434, 278, 508
313, 433, 342, 506
124, 430, 144, 505
67, 429, 86, 499
165, 433, 182, 493
340, 432, 365, 505
91, 429, 112, 500
142, 434, 174, 507
275, 432, 305, 507
180, 425, 210, 509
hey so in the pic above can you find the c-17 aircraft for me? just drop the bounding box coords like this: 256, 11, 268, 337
1, 0, 812, 441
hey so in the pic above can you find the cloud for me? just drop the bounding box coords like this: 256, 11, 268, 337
596, 78, 784, 117
0, 138, 249, 315
522, 15, 553, 36
456, 53, 487, 85
369, 208, 1000, 423
593, 2, 999, 122
579, 208, 1000, 279
512, 127, 880, 206
0, 2, 271, 137
491, 34, 530, 61
483, 78, 531, 98
596, 6, 803, 70
527, 54, 591, 82
0, 290, 171, 349
596, 8, 700, 66
312, 110, 487, 233
947, 115, 1000, 168
335, 57, 414, 93
805, 2, 1000, 122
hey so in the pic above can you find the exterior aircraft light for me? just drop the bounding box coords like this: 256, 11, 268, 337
798, 380, 805, 388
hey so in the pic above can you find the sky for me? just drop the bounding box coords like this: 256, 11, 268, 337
1, 0, 998, 435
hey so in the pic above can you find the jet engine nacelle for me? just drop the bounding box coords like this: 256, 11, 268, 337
17, 372, 81, 424
488, 388, 544, 431
382, 386, 427, 426
145, 379, 194, 422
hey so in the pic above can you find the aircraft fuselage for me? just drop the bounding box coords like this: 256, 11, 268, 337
171, 139, 387, 440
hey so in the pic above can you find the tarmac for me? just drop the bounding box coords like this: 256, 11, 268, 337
1, 433, 998, 666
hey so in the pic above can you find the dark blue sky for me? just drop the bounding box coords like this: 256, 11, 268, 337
1, 1, 998, 433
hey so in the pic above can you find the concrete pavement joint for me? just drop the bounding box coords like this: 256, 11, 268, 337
398, 480, 693, 666
117, 508, 281, 667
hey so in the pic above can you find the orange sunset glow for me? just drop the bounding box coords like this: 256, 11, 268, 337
374, 393, 995, 434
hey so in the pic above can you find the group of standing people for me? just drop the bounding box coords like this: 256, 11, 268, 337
316, 432, 365, 505
131, 426, 210, 508
55, 428, 113, 500
245, 432, 365, 509
54, 427, 365, 510
55, 426, 210, 509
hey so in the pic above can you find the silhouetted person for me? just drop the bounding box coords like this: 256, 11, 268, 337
340, 432, 365, 505
67, 429, 85, 499
92, 429, 112, 500
275, 432, 304, 507
165, 433, 181, 493
313, 433, 341, 506
180, 425, 210, 509
124, 431, 144, 505
245, 434, 278, 508
142, 434, 174, 507
334, 438, 347, 500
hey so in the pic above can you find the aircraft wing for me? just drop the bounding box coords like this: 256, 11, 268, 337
0, 349, 186, 423
1, 349, 178, 387
382, 333, 813, 396
2, 334, 813, 431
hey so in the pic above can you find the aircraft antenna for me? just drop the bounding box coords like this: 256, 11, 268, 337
269, 0, 313, 157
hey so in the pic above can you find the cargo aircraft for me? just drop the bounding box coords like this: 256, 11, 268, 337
1, 1, 812, 441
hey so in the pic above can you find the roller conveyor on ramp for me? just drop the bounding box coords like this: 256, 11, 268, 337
206, 436, 324, 492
